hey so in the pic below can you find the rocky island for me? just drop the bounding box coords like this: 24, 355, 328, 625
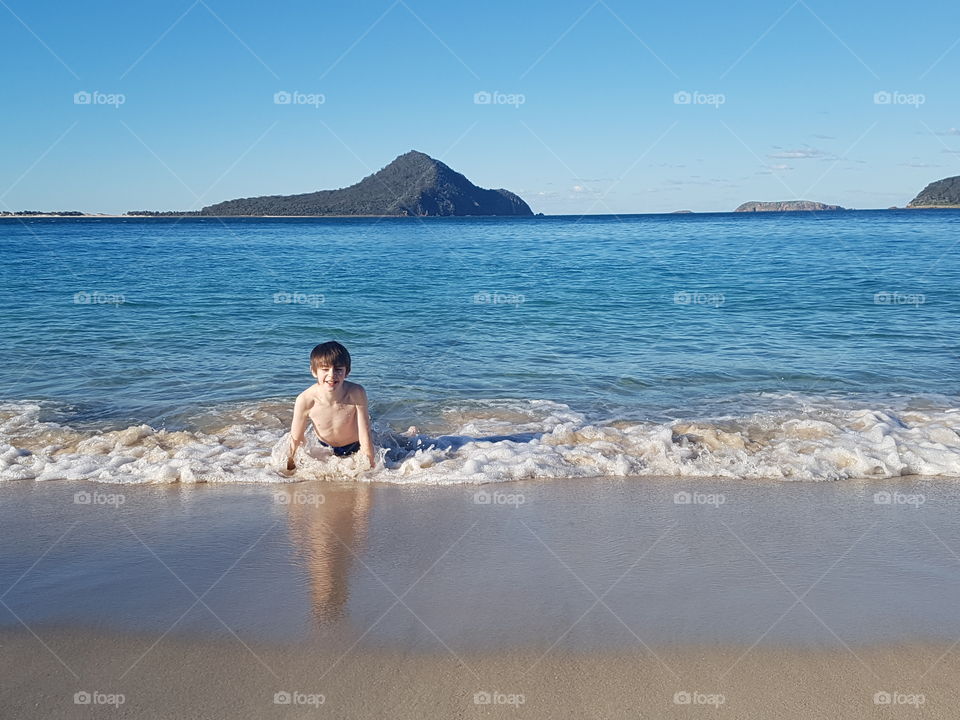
734, 200, 845, 212
907, 175, 960, 208
190, 151, 532, 217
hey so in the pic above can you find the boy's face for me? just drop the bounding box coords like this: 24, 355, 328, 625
312, 364, 348, 392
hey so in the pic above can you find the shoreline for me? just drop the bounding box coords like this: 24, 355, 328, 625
4, 206, 960, 219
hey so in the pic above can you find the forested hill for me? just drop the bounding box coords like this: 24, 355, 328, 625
198, 151, 533, 217
907, 176, 960, 208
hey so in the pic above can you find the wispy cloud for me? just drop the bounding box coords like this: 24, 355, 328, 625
899, 159, 941, 168
665, 177, 738, 187
915, 127, 960, 137
768, 146, 829, 159
569, 185, 605, 196
756, 164, 794, 175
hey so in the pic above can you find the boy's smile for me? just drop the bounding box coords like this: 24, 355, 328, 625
314, 365, 347, 392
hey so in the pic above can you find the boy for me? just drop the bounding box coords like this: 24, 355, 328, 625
286, 341, 376, 472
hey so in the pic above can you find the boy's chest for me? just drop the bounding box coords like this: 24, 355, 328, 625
308, 401, 356, 430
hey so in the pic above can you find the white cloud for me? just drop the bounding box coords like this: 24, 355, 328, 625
768, 147, 827, 159
899, 159, 941, 168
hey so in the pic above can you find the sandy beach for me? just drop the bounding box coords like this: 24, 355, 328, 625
2, 476, 958, 717
2, 626, 954, 718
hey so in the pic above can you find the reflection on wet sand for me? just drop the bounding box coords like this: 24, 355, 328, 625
281, 483, 372, 627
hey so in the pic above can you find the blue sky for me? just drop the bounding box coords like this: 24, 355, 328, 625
2, 0, 959, 214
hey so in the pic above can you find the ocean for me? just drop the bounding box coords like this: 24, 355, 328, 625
1, 211, 958, 484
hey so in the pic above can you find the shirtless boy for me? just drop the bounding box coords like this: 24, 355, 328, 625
286, 341, 376, 471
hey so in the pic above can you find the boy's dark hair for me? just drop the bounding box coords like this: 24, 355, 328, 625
310, 341, 351, 374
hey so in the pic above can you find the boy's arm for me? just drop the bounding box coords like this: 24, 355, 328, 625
355, 386, 376, 470
287, 393, 309, 469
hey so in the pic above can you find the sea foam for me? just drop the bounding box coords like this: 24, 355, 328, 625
1, 398, 959, 485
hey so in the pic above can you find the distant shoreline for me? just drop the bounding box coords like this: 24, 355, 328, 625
0, 213, 424, 219
0, 213, 532, 219
3, 207, 960, 219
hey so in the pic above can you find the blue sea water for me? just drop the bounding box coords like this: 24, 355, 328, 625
1, 211, 959, 483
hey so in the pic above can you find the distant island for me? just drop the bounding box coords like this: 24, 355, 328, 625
734, 200, 845, 212
907, 175, 960, 208
137, 151, 532, 218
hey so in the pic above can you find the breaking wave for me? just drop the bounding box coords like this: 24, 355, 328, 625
1, 396, 959, 485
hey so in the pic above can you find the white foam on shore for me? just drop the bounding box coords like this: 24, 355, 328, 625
1, 398, 959, 485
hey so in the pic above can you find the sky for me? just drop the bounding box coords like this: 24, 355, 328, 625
1, 0, 959, 214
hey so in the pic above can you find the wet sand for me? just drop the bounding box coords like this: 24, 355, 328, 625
2, 476, 960, 717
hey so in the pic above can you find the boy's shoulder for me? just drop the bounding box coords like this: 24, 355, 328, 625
295, 386, 317, 409
342, 380, 367, 403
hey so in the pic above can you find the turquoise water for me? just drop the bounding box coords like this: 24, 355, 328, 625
1, 211, 959, 483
